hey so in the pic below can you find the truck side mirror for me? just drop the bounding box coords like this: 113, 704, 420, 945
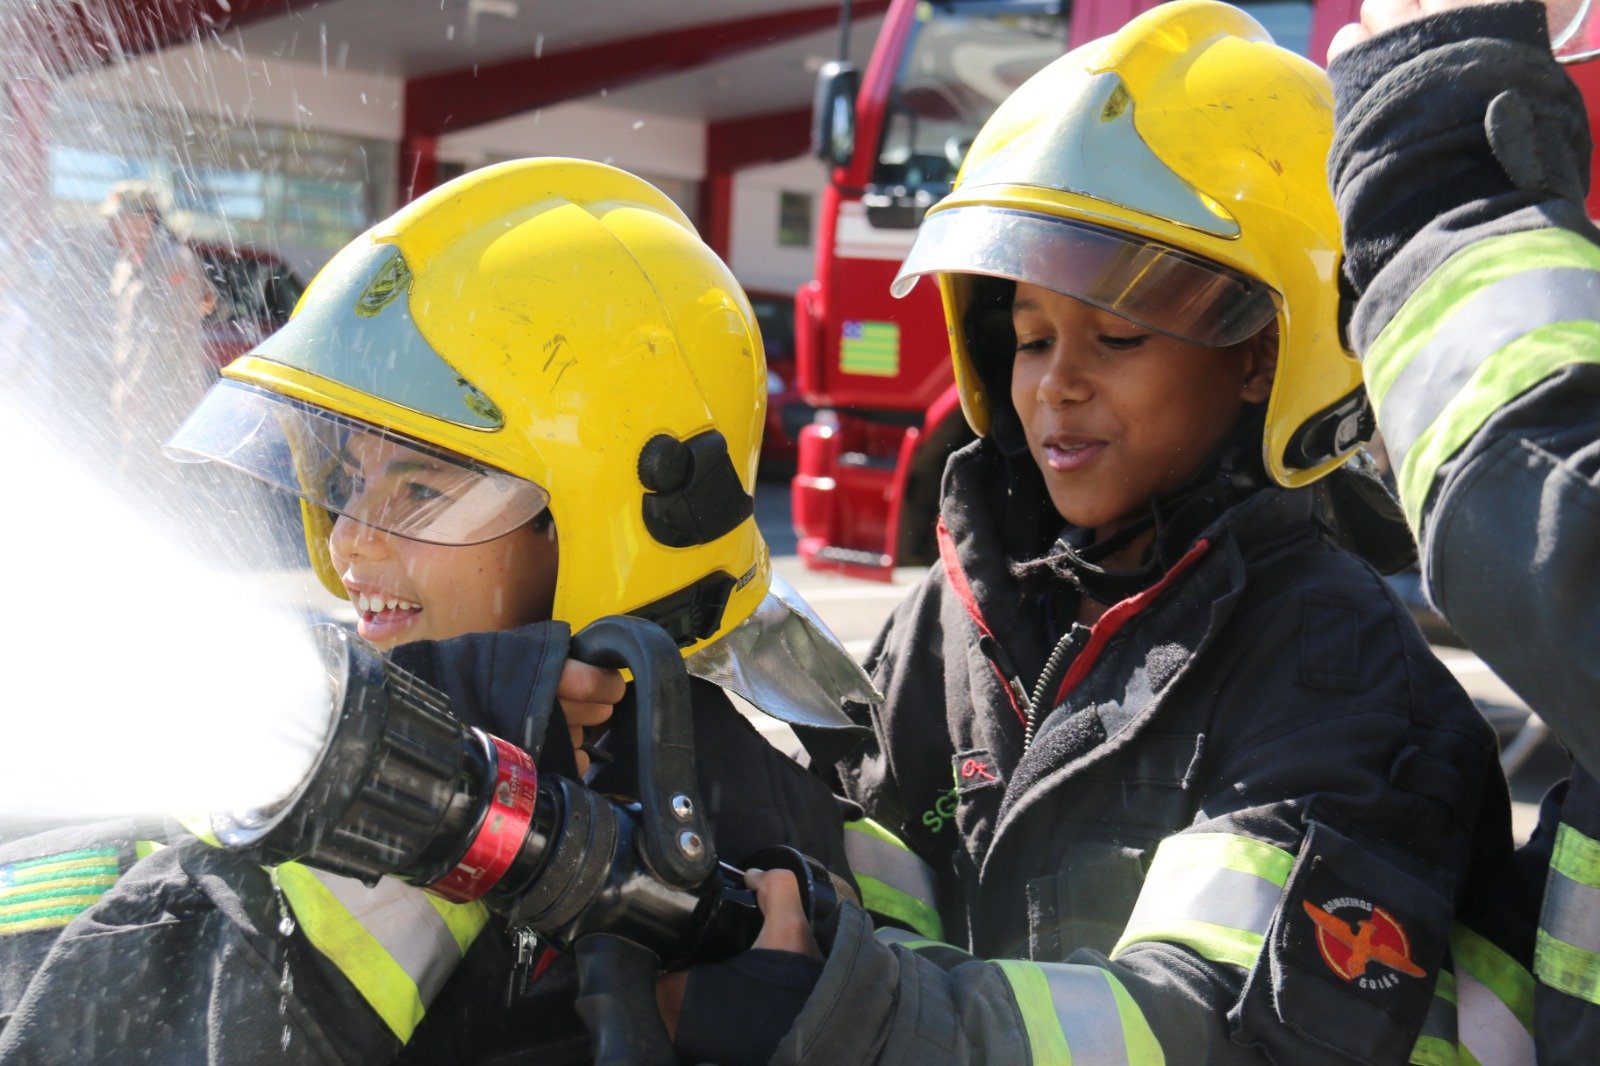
812, 61, 859, 168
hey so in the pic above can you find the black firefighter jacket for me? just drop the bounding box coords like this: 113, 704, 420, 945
1329, 4, 1600, 1060
781, 440, 1510, 1065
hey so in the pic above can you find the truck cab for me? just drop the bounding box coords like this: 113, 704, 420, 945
795, 0, 1067, 578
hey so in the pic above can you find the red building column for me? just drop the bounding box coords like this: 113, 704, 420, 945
1309, 0, 1364, 66
697, 106, 812, 260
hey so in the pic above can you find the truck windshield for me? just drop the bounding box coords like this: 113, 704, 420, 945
873, 1, 1067, 196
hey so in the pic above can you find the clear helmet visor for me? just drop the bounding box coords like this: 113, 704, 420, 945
893, 206, 1280, 348
167, 381, 549, 546
1552, 0, 1600, 62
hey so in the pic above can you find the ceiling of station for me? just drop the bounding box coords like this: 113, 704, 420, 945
229, 0, 884, 123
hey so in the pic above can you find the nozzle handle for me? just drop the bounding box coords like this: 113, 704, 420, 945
573, 933, 675, 1066
569, 616, 715, 888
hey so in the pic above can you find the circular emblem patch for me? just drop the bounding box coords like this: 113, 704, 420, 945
1302, 896, 1426, 991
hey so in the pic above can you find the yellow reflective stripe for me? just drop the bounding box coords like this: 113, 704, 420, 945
1365, 228, 1600, 406
1454, 925, 1534, 1031
844, 819, 943, 940
274, 864, 426, 1043
1410, 1035, 1458, 1066
1398, 320, 1600, 528
1551, 822, 1600, 887
856, 873, 944, 941
1102, 968, 1163, 1064
1533, 827, 1600, 1005
1112, 833, 1293, 968
177, 812, 222, 846
998, 960, 1071, 1063
305, 868, 472, 1011
1116, 920, 1264, 970
424, 890, 489, 955
995, 961, 1164, 1065
1452, 925, 1534, 1066
134, 840, 164, 859
1535, 929, 1600, 1007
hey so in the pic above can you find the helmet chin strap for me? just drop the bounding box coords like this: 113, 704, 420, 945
1037, 407, 1267, 606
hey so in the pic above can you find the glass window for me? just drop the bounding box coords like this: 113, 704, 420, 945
1233, 1, 1315, 57
874, 1, 1068, 193
47, 98, 394, 261
778, 191, 813, 248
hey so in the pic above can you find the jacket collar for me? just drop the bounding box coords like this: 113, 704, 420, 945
935, 442, 1321, 879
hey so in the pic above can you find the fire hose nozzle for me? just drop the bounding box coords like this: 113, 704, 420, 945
213, 616, 840, 965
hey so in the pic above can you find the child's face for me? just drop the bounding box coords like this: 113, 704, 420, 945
326, 434, 558, 649
1010, 282, 1274, 539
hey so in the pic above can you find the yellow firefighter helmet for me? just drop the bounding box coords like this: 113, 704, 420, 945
893, 0, 1363, 487
171, 158, 770, 654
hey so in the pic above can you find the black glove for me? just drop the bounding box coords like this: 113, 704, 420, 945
673, 949, 825, 1066
388, 622, 579, 779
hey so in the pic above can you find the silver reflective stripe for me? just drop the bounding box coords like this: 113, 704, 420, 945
309, 869, 463, 1007
1542, 867, 1600, 954
1377, 266, 1600, 461
1458, 967, 1536, 1066
844, 825, 939, 907
876, 926, 932, 948
1039, 964, 1130, 1065
1122, 864, 1280, 941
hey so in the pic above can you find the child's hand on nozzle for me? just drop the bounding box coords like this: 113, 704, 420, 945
557, 659, 624, 774
746, 868, 823, 958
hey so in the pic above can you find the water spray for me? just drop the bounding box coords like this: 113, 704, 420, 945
214, 616, 842, 1066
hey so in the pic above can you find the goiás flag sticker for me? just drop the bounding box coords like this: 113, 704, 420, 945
840, 320, 901, 377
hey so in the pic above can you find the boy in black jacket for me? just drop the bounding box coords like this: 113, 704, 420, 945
663, 4, 1522, 1063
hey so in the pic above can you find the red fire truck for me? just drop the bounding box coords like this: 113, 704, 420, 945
792, 0, 1600, 579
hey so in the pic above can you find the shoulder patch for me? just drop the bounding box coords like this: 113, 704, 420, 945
1280, 830, 1441, 1022
1238, 820, 1451, 1062
954, 749, 1004, 795
0, 846, 122, 936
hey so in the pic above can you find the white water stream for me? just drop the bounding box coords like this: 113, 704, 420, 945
0, 1, 346, 827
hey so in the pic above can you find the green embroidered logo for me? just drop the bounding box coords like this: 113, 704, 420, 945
920, 786, 959, 834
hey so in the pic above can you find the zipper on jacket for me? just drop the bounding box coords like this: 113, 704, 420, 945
980, 628, 1090, 754
1022, 627, 1081, 752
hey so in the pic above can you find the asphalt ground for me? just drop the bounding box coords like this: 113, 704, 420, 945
251, 470, 1562, 845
